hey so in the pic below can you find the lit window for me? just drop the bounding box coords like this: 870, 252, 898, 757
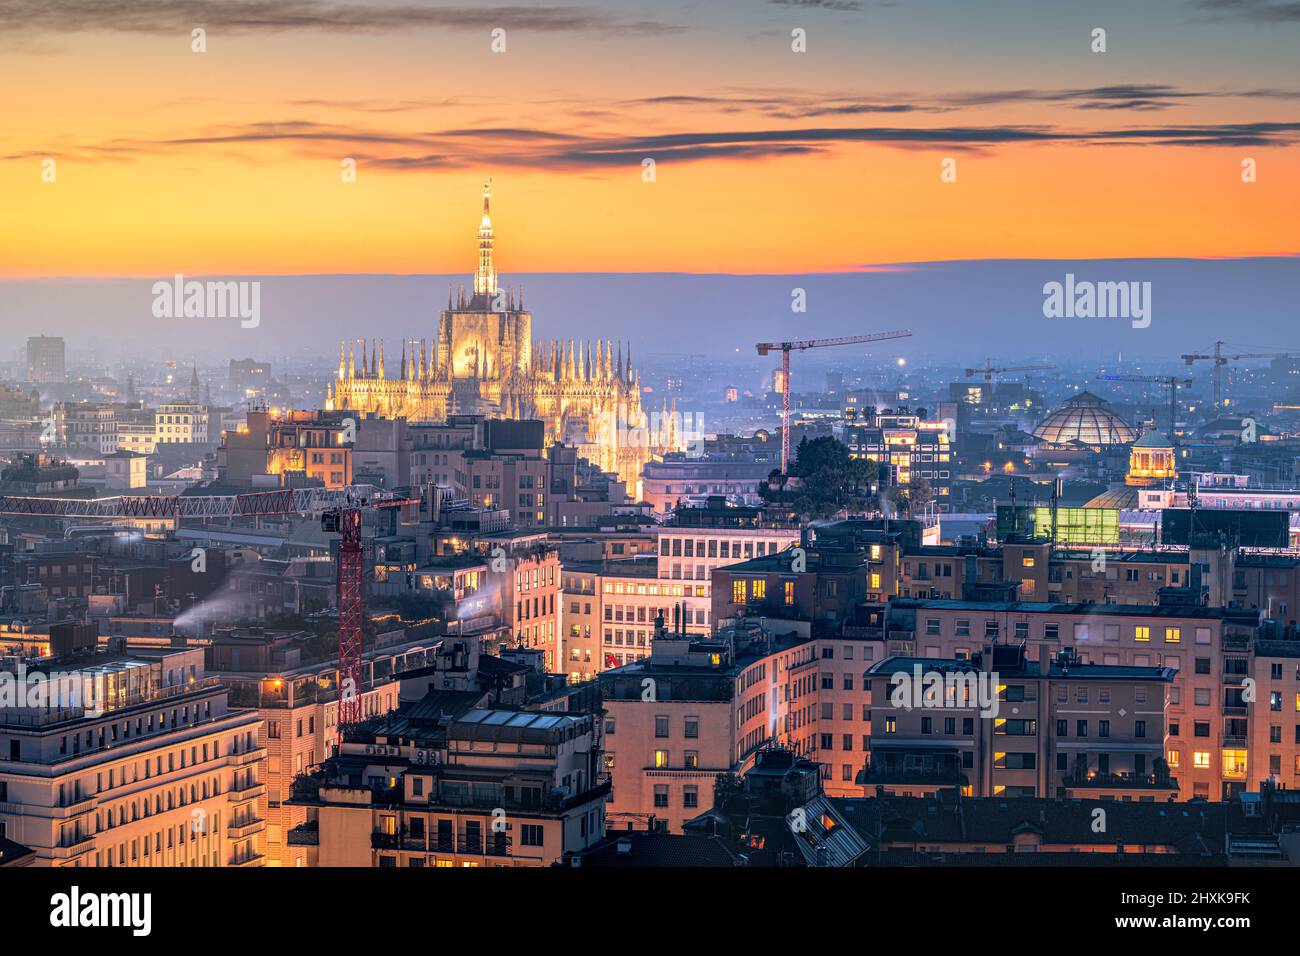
1164, 627, 1181, 643
1166, 750, 1180, 768
1135, 626, 1150, 642
1193, 751, 1211, 769
1222, 749, 1247, 779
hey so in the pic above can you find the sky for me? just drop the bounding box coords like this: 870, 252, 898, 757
2, 0, 1299, 278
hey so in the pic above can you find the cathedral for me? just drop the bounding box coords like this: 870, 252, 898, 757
327, 182, 682, 489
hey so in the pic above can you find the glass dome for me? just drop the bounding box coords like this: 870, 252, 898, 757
1031, 391, 1137, 446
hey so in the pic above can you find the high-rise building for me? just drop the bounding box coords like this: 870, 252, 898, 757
26, 335, 66, 385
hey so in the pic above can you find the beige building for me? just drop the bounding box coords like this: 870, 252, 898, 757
155, 402, 209, 445
289, 706, 607, 866
864, 645, 1175, 800
0, 645, 266, 867
599, 616, 816, 832
883, 598, 1258, 801
206, 628, 435, 866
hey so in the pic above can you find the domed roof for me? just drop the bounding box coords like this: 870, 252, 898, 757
1032, 391, 1137, 446
1132, 429, 1173, 449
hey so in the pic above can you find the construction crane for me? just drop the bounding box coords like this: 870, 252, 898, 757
963, 360, 1056, 387
1180, 341, 1300, 410
962, 361, 1055, 410
1096, 374, 1192, 441
756, 330, 912, 474
0, 484, 415, 745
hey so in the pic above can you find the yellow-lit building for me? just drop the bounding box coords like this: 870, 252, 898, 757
327, 182, 682, 490
1125, 430, 1176, 487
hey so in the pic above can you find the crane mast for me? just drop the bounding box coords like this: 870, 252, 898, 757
0, 484, 414, 748
755, 329, 911, 475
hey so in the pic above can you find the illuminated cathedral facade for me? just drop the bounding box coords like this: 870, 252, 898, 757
327, 182, 682, 488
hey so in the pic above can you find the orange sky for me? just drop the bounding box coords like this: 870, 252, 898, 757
2, 2, 1298, 277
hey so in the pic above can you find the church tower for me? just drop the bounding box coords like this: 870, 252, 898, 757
474, 179, 497, 298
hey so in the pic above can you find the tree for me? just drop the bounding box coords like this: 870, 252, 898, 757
789, 436, 874, 518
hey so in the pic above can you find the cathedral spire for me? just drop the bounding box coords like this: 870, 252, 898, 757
339, 339, 347, 380
474, 178, 498, 297
400, 339, 407, 380
378, 339, 386, 379
347, 341, 355, 379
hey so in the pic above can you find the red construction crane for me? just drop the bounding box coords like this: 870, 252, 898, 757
756, 330, 911, 474
0, 484, 415, 746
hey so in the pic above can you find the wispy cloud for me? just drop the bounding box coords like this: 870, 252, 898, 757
17, 116, 1300, 170
0, 0, 682, 37
1187, 0, 1300, 22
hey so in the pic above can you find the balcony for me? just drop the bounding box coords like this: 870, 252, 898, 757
228, 817, 265, 840
287, 822, 319, 846
1063, 771, 1177, 791
228, 779, 266, 802
228, 746, 268, 767
856, 764, 966, 787
1221, 734, 1248, 748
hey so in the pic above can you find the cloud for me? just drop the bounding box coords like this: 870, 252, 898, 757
1187, 0, 1300, 21
0, 1, 682, 37
20, 116, 1300, 173
769, 0, 866, 10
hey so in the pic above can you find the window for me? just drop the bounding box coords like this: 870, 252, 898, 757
683, 786, 698, 809
1135, 626, 1150, 642
654, 716, 669, 738
653, 785, 669, 808
1193, 751, 1211, 769
684, 717, 699, 739
520, 824, 544, 847
1164, 626, 1181, 644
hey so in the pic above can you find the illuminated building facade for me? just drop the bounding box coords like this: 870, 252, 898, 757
0, 646, 266, 867
328, 183, 682, 490
844, 410, 953, 511
1126, 431, 1177, 487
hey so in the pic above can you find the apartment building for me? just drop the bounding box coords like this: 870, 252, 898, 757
222, 409, 352, 487
0, 645, 266, 867
155, 402, 209, 445
863, 644, 1176, 801
288, 705, 607, 867
205, 628, 434, 866
843, 409, 954, 511
561, 563, 603, 683
1248, 638, 1300, 793
885, 597, 1260, 801
658, 522, 801, 634
599, 615, 816, 832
